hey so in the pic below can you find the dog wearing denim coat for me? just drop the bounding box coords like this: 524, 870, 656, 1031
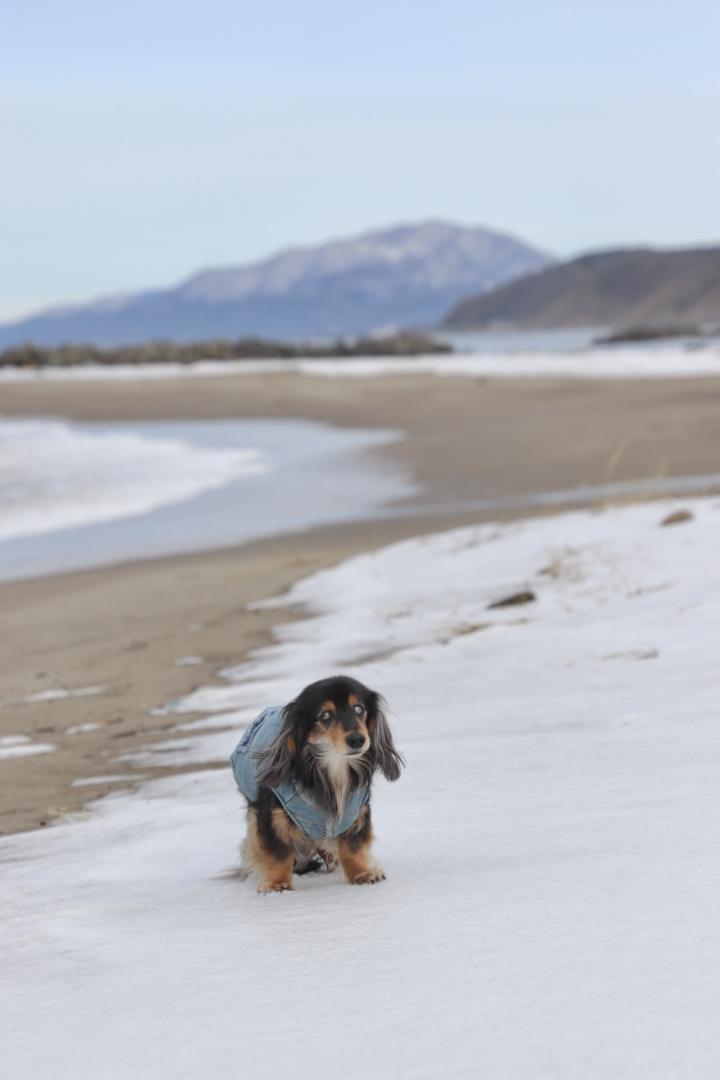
230, 675, 403, 892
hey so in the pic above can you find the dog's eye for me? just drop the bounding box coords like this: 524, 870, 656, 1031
353, 703, 366, 716
317, 710, 332, 723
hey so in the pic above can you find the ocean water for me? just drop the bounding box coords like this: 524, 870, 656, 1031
0, 417, 415, 582
0, 417, 268, 542
437, 326, 605, 353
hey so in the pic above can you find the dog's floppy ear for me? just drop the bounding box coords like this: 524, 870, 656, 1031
367, 693, 403, 781
255, 705, 298, 786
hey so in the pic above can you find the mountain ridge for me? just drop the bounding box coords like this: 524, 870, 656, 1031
442, 245, 720, 332
0, 221, 551, 347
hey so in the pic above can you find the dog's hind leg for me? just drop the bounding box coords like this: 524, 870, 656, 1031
293, 845, 338, 875
294, 853, 326, 875
317, 846, 339, 872
291, 833, 321, 875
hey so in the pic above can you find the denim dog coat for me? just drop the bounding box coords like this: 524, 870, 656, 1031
230, 706, 369, 840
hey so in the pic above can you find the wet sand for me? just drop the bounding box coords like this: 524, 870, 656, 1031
2, 370, 720, 834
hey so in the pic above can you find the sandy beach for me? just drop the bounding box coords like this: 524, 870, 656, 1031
2, 369, 720, 835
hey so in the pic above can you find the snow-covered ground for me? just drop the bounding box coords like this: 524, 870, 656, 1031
2, 343, 720, 381
3, 498, 720, 1077
0, 734, 56, 759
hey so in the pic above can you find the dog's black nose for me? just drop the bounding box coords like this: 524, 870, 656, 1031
346, 732, 364, 751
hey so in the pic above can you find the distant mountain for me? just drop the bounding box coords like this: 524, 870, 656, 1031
0, 222, 551, 348
442, 246, 720, 332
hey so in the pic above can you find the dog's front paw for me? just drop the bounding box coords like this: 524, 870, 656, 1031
258, 881, 293, 894
350, 867, 386, 885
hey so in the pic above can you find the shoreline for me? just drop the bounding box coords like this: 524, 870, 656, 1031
3, 370, 720, 835
5, 372, 720, 507
2, 340, 720, 382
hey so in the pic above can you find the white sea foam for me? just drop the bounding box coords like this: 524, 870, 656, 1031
2, 344, 720, 381
0, 418, 269, 542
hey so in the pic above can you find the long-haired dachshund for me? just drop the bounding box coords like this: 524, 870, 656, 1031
230, 675, 403, 892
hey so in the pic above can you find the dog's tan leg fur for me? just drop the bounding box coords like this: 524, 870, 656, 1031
245, 808, 295, 893
338, 808, 385, 885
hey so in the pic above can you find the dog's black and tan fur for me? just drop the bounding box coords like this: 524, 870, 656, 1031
240, 675, 403, 893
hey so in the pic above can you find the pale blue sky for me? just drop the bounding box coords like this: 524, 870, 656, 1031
2, 1, 719, 319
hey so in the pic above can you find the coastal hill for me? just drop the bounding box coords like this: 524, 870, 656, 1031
0, 221, 550, 348
442, 246, 720, 332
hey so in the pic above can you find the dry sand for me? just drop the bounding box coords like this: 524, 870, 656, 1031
2, 370, 720, 834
